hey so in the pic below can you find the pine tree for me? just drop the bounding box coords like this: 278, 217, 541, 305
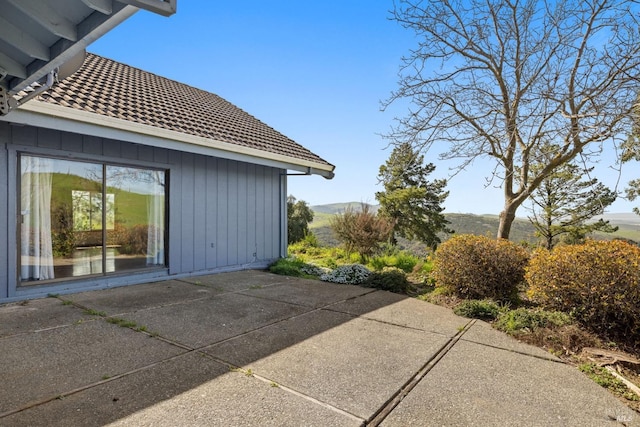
376, 143, 451, 249
526, 157, 617, 249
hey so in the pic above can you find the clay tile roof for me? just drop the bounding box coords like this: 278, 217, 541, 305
38, 53, 334, 169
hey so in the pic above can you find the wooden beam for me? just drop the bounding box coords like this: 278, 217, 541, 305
8, 3, 136, 93
117, 0, 176, 17
0, 52, 26, 79
81, 0, 113, 15
7, 0, 78, 41
0, 16, 49, 61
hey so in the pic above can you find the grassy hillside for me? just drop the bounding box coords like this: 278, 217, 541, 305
311, 202, 377, 215
49, 172, 150, 227
309, 203, 640, 249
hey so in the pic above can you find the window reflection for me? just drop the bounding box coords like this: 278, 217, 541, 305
20, 155, 166, 284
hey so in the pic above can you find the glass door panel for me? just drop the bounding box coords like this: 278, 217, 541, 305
20, 156, 104, 282
106, 166, 165, 272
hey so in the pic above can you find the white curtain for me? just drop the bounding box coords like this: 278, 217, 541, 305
146, 170, 165, 266
21, 156, 55, 280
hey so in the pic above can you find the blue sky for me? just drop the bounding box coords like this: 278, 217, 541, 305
90, 1, 638, 215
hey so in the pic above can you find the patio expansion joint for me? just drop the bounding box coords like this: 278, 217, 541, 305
194, 305, 339, 355
364, 318, 477, 427
227, 284, 380, 310
189, 289, 401, 359
460, 337, 566, 365
251, 371, 367, 426
173, 277, 288, 294
189, 350, 368, 426
0, 349, 198, 420
53, 293, 215, 319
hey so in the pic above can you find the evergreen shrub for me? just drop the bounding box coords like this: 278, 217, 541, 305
433, 234, 529, 301
453, 299, 503, 320
526, 240, 640, 344
494, 308, 573, 334
364, 267, 409, 293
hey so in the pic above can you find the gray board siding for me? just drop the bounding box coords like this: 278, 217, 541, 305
0, 122, 284, 302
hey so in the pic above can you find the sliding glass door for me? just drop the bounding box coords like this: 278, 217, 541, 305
19, 155, 166, 284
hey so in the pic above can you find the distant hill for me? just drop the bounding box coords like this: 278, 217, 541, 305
309, 202, 640, 249
596, 213, 640, 226
311, 202, 377, 215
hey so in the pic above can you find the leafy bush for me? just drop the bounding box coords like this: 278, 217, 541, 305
288, 234, 322, 255
324, 257, 338, 269
526, 240, 640, 344
453, 299, 503, 320
330, 204, 393, 259
269, 257, 308, 277
395, 253, 420, 273
432, 234, 529, 301
494, 308, 573, 335
368, 252, 420, 273
320, 264, 371, 284
287, 196, 314, 244
369, 256, 387, 271
299, 263, 329, 277
364, 267, 410, 293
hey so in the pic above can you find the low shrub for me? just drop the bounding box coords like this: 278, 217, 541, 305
299, 263, 329, 277
330, 204, 393, 260
368, 252, 420, 273
269, 258, 326, 278
517, 324, 601, 356
579, 363, 640, 402
368, 256, 387, 272
364, 267, 409, 293
432, 234, 529, 302
320, 264, 371, 285
494, 308, 573, 335
453, 299, 503, 320
324, 257, 338, 269
526, 240, 640, 345
269, 257, 307, 277
288, 243, 322, 258
395, 253, 420, 273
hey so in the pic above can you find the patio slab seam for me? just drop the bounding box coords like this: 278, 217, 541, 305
325, 310, 453, 338
248, 370, 367, 426
174, 276, 294, 293
460, 337, 567, 364
366, 319, 476, 426
0, 335, 198, 420
58, 293, 216, 318
233, 288, 379, 310
194, 306, 356, 358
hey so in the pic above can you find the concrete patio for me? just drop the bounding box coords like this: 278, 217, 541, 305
0, 270, 636, 426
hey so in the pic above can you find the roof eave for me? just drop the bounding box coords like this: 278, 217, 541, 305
6, 4, 139, 95
2, 100, 335, 178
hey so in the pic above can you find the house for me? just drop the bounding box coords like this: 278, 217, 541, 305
0, 52, 335, 302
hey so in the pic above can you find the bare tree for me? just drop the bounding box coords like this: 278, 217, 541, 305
385, 0, 640, 239
623, 105, 640, 216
